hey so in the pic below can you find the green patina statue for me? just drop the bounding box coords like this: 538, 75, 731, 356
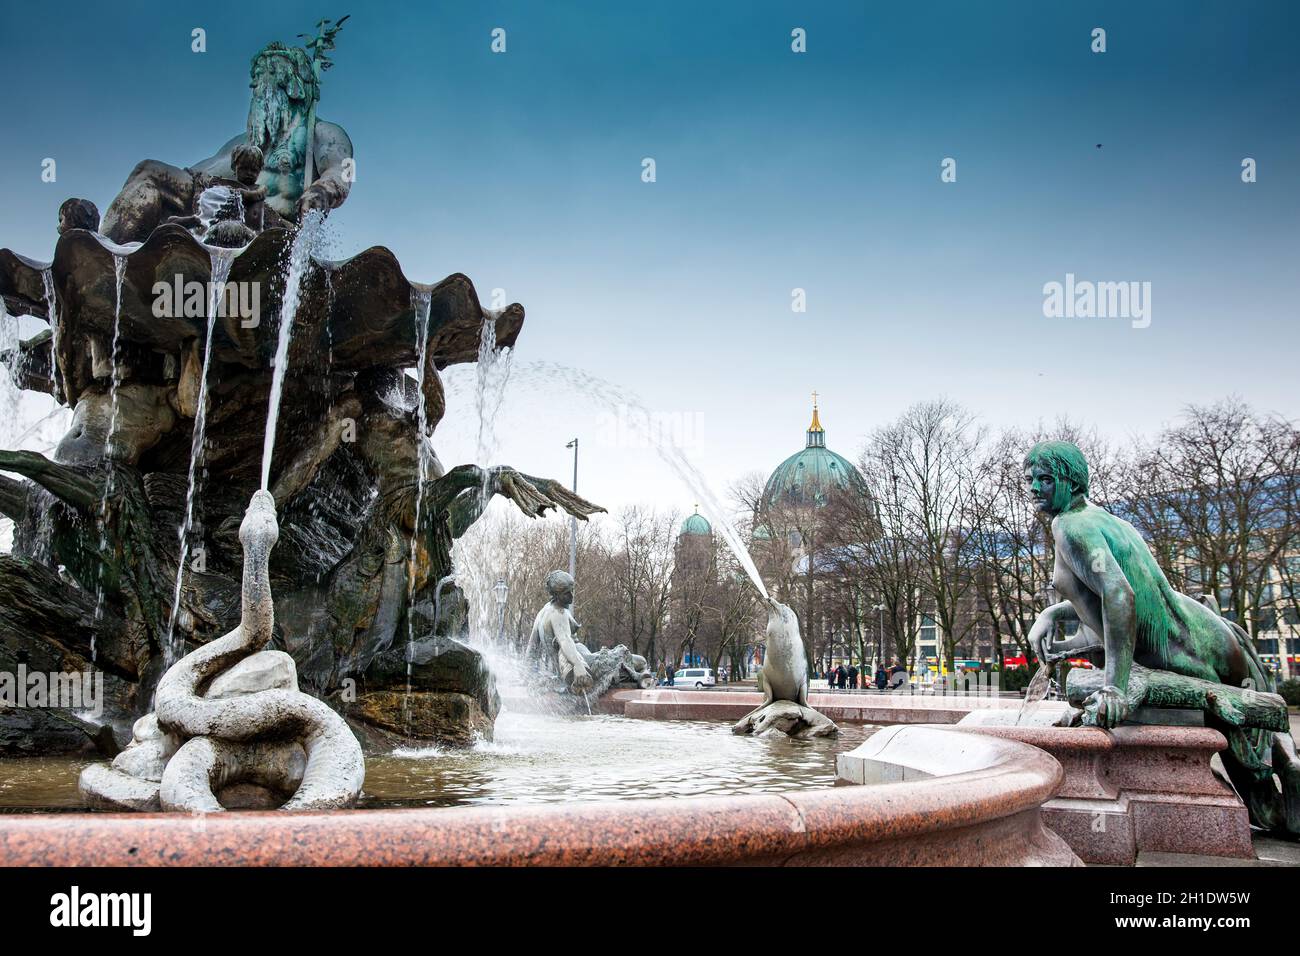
1025, 440, 1299, 837
101, 18, 353, 243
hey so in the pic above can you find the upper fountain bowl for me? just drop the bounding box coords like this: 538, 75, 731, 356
0, 225, 525, 409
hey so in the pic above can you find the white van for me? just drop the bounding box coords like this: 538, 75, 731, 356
672, 667, 716, 689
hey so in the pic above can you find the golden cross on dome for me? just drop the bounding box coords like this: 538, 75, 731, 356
811, 389, 819, 408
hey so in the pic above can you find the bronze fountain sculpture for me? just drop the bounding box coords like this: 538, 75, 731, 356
1025, 440, 1299, 836
0, 21, 605, 803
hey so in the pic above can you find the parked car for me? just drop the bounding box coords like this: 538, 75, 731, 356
673, 668, 716, 688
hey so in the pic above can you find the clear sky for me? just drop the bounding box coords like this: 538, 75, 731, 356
1, 1, 1297, 515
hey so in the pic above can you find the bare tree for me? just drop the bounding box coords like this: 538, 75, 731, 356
1123, 400, 1300, 642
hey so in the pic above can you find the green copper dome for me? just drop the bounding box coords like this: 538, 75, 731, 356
680, 509, 712, 536
761, 400, 865, 509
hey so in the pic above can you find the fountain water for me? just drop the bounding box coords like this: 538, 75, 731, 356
40, 269, 60, 400
0, 297, 15, 553
1015, 663, 1053, 725
473, 315, 513, 501
515, 361, 769, 601
162, 247, 236, 665
323, 268, 335, 374
260, 210, 323, 491
92, 255, 129, 644
404, 289, 434, 725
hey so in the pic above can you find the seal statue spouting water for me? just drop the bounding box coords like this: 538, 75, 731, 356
732, 599, 838, 739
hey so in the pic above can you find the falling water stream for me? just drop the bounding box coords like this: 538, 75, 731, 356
0, 297, 17, 553
1016, 664, 1052, 725
40, 270, 60, 399
404, 290, 434, 725
472, 315, 513, 503
260, 211, 322, 491
511, 362, 769, 601
162, 247, 235, 665
443, 354, 770, 732
92, 255, 129, 652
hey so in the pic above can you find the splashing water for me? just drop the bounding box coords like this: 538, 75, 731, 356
323, 268, 335, 374
1016, 664, 1053, 725
445, 316, 518, 668
163, 248, 236, 665
40, 270, 60, 400
0, 296, 18, 441
443, 355, 766, 722
196, 185, 243, 235
0, 297, 17, 553
260, 210, 323, 491
92, 255, 129, 651
473, 315, 513, 496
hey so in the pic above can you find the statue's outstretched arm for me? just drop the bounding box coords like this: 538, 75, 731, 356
0, 450, 99, 511
429, 465, 605, 539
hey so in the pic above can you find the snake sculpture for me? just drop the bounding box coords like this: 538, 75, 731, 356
79, 490, 365, 811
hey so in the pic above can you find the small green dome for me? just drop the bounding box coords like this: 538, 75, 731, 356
680, 510, 712, 536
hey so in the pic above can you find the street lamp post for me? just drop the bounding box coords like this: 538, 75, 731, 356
493, 576, 509, 648
872, 603, 886, 673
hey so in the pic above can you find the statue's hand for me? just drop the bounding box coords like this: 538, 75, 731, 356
297, 187, 330, 219
571, 665, 594, 694
1027, 612, 1057, 667
1082, 685, 1129, 729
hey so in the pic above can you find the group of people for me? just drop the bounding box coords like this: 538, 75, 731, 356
822, 663, 860, 690
823, 660, 911, 691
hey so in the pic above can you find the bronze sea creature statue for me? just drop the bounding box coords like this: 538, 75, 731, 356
1025, 440, 1299, 836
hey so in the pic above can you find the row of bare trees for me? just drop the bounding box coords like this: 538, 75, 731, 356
752, 397, 1300, 675
457, 396, 1300, 679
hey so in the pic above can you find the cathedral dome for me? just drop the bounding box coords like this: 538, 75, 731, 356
761, 398, 865, 510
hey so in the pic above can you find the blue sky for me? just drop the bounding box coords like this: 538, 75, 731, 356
1, 1, 1297, 512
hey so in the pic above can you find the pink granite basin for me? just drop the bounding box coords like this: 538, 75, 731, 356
0, 726, 1078, 866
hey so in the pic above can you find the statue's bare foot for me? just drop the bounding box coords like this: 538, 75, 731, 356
1082, 685, 1128, 728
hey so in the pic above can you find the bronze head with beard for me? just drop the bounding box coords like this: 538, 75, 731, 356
246, 42, 318, 155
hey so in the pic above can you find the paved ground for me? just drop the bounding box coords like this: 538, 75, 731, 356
1137, 836, 1300, 867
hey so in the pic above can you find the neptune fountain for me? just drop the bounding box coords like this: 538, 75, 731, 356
0, 21, 605, 806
